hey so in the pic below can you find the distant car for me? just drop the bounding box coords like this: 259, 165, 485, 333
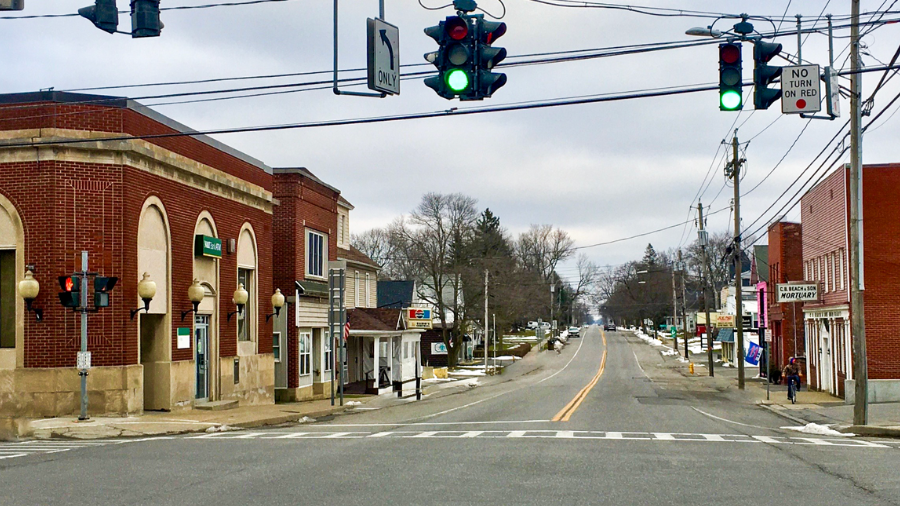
604, 322, 617, 332
568, 326, 580, 336
527, 321, 538, 330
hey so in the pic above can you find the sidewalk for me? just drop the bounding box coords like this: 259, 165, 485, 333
4, 369, 496, 441
630, 329, 900, 437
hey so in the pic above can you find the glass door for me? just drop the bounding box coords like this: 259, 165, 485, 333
195, 315, 210, 401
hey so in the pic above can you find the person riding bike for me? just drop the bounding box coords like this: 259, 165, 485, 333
782, 358, 801, 400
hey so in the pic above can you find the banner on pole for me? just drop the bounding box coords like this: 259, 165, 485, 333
746, 341, 762, 366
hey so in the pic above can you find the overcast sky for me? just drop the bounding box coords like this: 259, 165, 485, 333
3, 1, 899, 286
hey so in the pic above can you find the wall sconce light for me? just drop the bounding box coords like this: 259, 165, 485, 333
181, 279, 205, 321
18, 269, 42, 322
227, 283, 249, 321
130, 272, 157, 320
266, 288, 285, 322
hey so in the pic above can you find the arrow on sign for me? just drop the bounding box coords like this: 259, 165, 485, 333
380, 29, 394, 70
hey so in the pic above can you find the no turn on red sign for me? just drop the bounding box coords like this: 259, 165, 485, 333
782, 64, 822, 114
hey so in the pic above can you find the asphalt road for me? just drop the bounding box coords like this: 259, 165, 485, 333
3, 326, 900, 505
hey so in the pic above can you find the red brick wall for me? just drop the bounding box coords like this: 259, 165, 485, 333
767, 221, 804, 368
273, 171, 339, 389
860, 164, 900, 379
801, 167, 849, 310
0, 158, 272, 367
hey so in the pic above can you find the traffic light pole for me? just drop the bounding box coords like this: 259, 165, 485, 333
79, 251, 90, 421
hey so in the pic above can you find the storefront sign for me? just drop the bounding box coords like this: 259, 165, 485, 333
431, 342, 448, 355
405, 308, 433, 329
776, 283, 818, 302
194, 235, 222, 258
716, 315, 735, 328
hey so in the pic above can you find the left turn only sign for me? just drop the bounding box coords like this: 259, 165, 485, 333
367, 18, 400, 95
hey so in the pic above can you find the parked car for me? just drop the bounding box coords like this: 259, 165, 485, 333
604, 322, 617, 332
568, 326, 580, 336
527, 321, 538, 330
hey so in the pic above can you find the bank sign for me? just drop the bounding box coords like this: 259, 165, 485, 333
194, 235, 222, 258
776, 283, 819, 302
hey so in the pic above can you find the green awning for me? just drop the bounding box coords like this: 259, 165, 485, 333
295, 280, 329, 298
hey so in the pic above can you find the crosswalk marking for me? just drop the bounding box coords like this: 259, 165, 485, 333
0, 439, 130, 461
182, 429, 900, 449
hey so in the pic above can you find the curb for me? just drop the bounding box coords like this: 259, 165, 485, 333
757, 402, 812, 426
841, 425, 900, 438
230, 406, 352, 430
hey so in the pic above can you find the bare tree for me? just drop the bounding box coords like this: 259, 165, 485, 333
515, 224, 575, 281
352, 228, 392, 268
402, 192, 479, 366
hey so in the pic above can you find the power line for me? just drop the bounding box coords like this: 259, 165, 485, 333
0, 0, 294, 20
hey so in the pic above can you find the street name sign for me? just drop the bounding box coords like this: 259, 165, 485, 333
782, 65, 821, 114
367, 18, 400, 95
776, 283, 819, 302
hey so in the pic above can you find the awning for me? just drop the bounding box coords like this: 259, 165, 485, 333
295, 280, 329, 298
715, 328, 734, 343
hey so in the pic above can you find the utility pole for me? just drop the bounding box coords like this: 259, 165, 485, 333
698, 202, 714, 376
730, 132, 746, 389
671, 266, 679, 350
484, 269, 489, 375
679, 250, 689, 360
849, 0, 868, 426
78, 251, 90, 420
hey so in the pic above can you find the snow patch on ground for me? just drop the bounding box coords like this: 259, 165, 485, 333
660, 349, 679, 357
449, 369, 487, 377
783, 423, 855, 437
494, 356, 522, 361
456, 378, 480, 388
205, 424, 240, 433
423, 377, 455, 383
345, 400, 362, 406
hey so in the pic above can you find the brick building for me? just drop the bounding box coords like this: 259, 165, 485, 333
271, 167, 340, 401
766, 221, 804, 373
0, 91, 277, 418
801, 164, 900, 400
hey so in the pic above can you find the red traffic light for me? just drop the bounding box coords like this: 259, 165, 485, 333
446, 16, 468, 41
59, 276, 79, 292
720, 43, 740, 64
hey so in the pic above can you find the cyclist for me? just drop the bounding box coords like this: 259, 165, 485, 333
782, 358, 801, 401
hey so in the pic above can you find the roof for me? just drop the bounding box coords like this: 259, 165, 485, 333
272, 167, 340, 193
338, 195, 354, 210
715, 328, 735, 343
347, 308, 403, 331
0, 91, 272, 174
377, 280, 415, 309
338, 246, 380, 269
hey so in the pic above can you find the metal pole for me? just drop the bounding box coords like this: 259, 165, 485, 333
339, 269, 345, 406
329, 269, 336, 406
671, 268, 678, 350
733, 133, 745, 389
699, 202, 714, 377
679, 250, 688, 360
78, 251, 89, 421
796, 15, 803, 63
493, 313, 497, 374
484, 270, 489, 375
850, 0, 868, 426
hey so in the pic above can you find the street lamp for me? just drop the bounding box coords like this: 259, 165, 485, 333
685, 26, 723, 38
181, 278, 205, 321
228, 283, 249, 321
266, 288, 285, 322
18, 269, 42, 322
130, 272, 157, 320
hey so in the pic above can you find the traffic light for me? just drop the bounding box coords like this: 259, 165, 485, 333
753, 40, 783, 110
93, 276, 119, 308
472, 19, 508, 99
58, 276, 82, 308
78, 0, 119, 34
719, 42, 743, 111
424, 16, 475, 99
131, 0, 162, 38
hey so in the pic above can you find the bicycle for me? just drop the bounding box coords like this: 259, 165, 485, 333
786, 376, 799, 404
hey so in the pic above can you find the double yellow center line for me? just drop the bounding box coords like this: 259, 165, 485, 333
551, 329, 608, 422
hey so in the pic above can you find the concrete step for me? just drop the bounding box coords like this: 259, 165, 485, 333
194, 400, 239, 411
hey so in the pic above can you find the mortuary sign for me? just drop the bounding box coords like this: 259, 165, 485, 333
776, 283, 819, 302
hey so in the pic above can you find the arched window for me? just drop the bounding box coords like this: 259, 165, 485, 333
237, 225, 258, 345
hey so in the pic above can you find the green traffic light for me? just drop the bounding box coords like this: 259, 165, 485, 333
446, 69, 470, 93
720, 90, 742, 110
